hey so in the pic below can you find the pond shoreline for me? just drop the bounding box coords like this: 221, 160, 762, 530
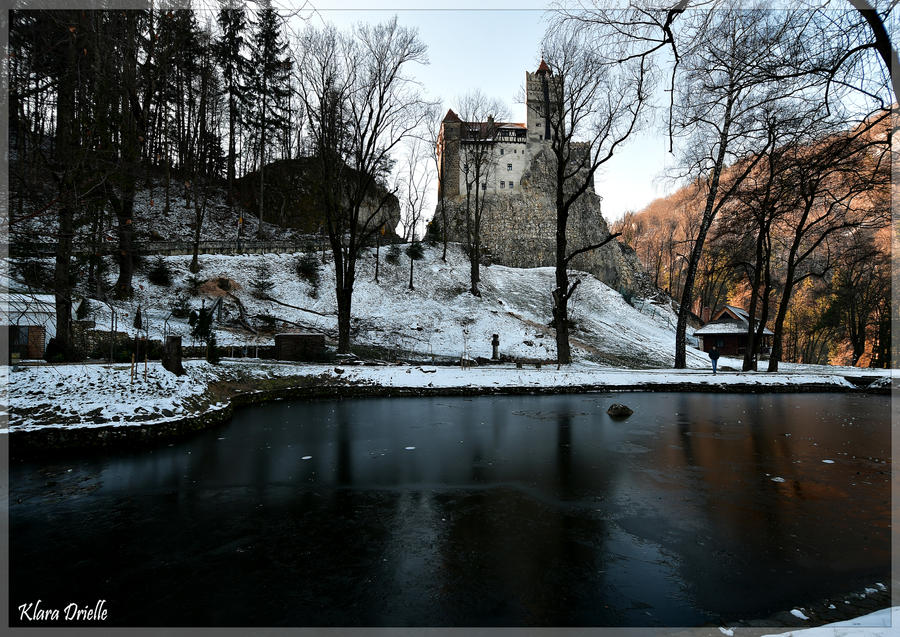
8, 369, 890, 458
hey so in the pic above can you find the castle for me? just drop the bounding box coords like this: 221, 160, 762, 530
433, 61, 650, 298
437, 60, 564, 199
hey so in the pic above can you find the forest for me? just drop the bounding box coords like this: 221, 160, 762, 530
7, 1, 896, 367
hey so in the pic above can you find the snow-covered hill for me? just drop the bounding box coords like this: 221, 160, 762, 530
80, 242, 709, 368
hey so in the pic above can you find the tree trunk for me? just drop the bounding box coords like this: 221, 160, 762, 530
743, 229, 765, 371
553, 193, 571, 365
674, 92, 735, 368
52, 11, 78, 357
336, 284, 353, 353
113, 188, 136, 297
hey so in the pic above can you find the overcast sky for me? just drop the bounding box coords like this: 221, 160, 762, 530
281, 1, 676, 223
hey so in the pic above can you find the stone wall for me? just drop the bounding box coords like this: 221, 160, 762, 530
441, 146, 655, 298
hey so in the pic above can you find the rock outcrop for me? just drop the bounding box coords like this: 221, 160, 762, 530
440, 147, 655, 298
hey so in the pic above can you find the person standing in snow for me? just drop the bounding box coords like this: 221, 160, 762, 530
709, 346, 720, 374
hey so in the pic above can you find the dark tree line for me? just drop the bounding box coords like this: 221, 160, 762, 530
10, 7, 296, 358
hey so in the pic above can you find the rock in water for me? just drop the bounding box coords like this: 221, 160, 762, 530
607, 403, 633, 419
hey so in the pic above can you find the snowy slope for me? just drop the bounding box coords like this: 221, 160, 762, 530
75, 243, 708, 368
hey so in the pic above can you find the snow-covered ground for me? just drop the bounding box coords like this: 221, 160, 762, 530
758, 606, 897, 636
5, 358, 890, 433
56, 243, 718, 368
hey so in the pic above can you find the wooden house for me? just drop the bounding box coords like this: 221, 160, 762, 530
693, 305, 773, 356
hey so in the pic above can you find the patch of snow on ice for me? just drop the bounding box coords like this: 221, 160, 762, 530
822, 459, 835, 464
790, 609, 809, 620
772, 477, 786, 483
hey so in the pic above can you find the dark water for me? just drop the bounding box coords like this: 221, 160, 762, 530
9, 392, 891, 627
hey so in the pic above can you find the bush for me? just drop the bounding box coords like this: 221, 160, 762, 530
252, 262, 275, 299
11, 258, 53, 290
148, 256, 173, 287
256, 313, 277, 332
186, 274, 203, 295
207, 332, 221, 364
296, 253, 320, 287
406, 241, 425, 261
171, 294, 191, 319
424, 218, 442, 246
76, 298, 91, 320
385, 243, 402, 266
44, 337, 83, 363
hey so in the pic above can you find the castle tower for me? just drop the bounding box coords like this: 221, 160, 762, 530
525, 59, 555, 145
437, 108, 462, 199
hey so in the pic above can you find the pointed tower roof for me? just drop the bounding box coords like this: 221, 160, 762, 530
536, 59, 550, 74
442, 108, 461, 123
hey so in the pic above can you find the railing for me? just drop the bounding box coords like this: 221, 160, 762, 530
8, 239, 315, 258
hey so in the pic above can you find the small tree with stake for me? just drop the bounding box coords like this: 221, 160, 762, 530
406, 241, 425, 290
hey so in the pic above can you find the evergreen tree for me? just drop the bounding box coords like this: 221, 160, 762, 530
215, 2, 250, 194
249, 0, 290, 233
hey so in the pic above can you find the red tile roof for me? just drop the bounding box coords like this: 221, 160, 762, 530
442, 108, 461, 123
536, 59, 550, 74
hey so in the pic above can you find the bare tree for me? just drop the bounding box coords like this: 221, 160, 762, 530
540, 21, 653, 364
766, 112, 890, 370
455, 91, 508, 297
669, 5, 808, 368
397, 137, 434, 290
298, 18, 432, 353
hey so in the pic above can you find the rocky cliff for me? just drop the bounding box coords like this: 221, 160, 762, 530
440, 147, 655, 298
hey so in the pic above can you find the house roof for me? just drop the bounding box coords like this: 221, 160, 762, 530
536, 59, 550, 74
694, 321, 773, 336
442, 108, 461, 123
696, 304, 773, 336
0, 292, 60, 326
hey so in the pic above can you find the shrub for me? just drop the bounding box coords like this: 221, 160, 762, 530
148, 256, 173, 287
406, 241, 425, 261
207, 332, 221, 364
171, 294, 191, 319
385, 243, 402, 266
186, 274, 203, 295
296, 253, 320, 287
76, 298, 91, 320
251, 262, 275, 299
256, 313, 277, 332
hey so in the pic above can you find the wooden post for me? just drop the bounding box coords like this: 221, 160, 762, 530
144, 350, 148, 381
130, 353, 135, 383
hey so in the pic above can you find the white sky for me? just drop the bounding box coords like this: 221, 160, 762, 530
303, 2, 676, 223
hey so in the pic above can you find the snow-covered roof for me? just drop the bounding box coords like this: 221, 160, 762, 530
2, 292, 57, 314
694, 320, 772, 336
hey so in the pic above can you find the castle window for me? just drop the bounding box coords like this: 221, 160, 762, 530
500, 181, 505, 188
539, 134, 543, 140
507, 163, 512, 171
500, 148, 504, 155
509, 181, 514, 190
481, 183, 486, 190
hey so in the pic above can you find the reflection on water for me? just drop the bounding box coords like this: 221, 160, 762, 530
10, 392, 890, 626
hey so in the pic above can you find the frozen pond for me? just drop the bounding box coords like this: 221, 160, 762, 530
9, 392, 890, 626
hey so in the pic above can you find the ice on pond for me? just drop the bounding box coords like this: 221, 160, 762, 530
822, 459, 835, 464
790, 609, 809, 620
301, 456, 312, 460
404, 446, 416, 451
771, 477, 786, 483
718, 628, 734, 636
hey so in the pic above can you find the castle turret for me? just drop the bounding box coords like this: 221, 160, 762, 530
525, 59, 555, 145
437, 108, 462, 198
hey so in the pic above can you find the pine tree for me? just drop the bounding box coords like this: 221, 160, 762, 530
215, 3, 250, 195
249, 0, 290, 234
